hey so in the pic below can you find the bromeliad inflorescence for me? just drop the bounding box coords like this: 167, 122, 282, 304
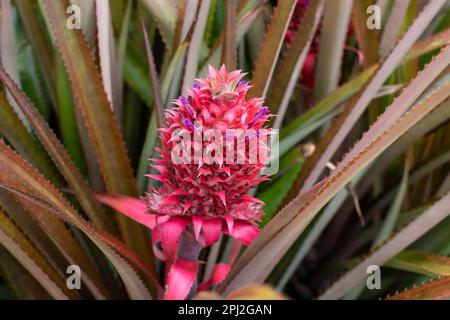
98, 65, 273, 299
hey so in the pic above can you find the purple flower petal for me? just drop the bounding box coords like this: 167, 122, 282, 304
179, 96, 195, 118
182, 117, 195, 131
180, 96, 189, 105
248, 107, 269, 128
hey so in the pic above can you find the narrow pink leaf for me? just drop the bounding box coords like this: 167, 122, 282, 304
202, 218, 222, 246
227, 221, 259, 245
96, 194, 157, 229
192, 216, 203, 241
164, 258, 199, 300
199, 263, 231, 291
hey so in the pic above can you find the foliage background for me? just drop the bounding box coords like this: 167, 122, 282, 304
0, 0, 449, 300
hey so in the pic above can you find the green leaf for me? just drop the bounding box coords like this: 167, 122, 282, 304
0, 247, 50, 299
219, 180, 327, 294
221, 0, 237, 70
0, 141, 112, 299
386, 276, 450, 300
0, 89, 60, 183
182, 0, 212, 94
199, 4, 264, 75
16, 0, 57, 108
116, 0, 133, 110
299, 0, 447, 193
248, 0, 297, 99
268, 0, 324, 128
0, 142, 161, 298
139, 0, 177, 48
41, 0, 153, 264
55, 58, 86, 174
96, 0, 121, 119
351, 0, 380, 67
0, 0, 30, 130
404, 28, 450, 62
18, 46, 52, 120
387, 251, 450, 277
161, 42, 189, 103
314, 0, 353, 100
221, 73, 450, 296
0, 66, 114, 233
136, 24, 165, 194
280, 65, 377, 139
0, 207, 76, 299
373, 154, 411, 246
124, 46, 153, 107
259, 148, 303, 227
279, 30, 450, 143
379, 0, 410, 58
275, 167, 369, 290
0, 190, 69, 282
318, 103, 450, 298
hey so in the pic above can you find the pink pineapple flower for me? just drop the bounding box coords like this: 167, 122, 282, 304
97, 65, 272, 299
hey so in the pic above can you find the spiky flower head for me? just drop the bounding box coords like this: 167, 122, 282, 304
147, 65, 271, 244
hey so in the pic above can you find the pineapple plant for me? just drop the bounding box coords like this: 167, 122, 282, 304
0, 0, 448, 301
